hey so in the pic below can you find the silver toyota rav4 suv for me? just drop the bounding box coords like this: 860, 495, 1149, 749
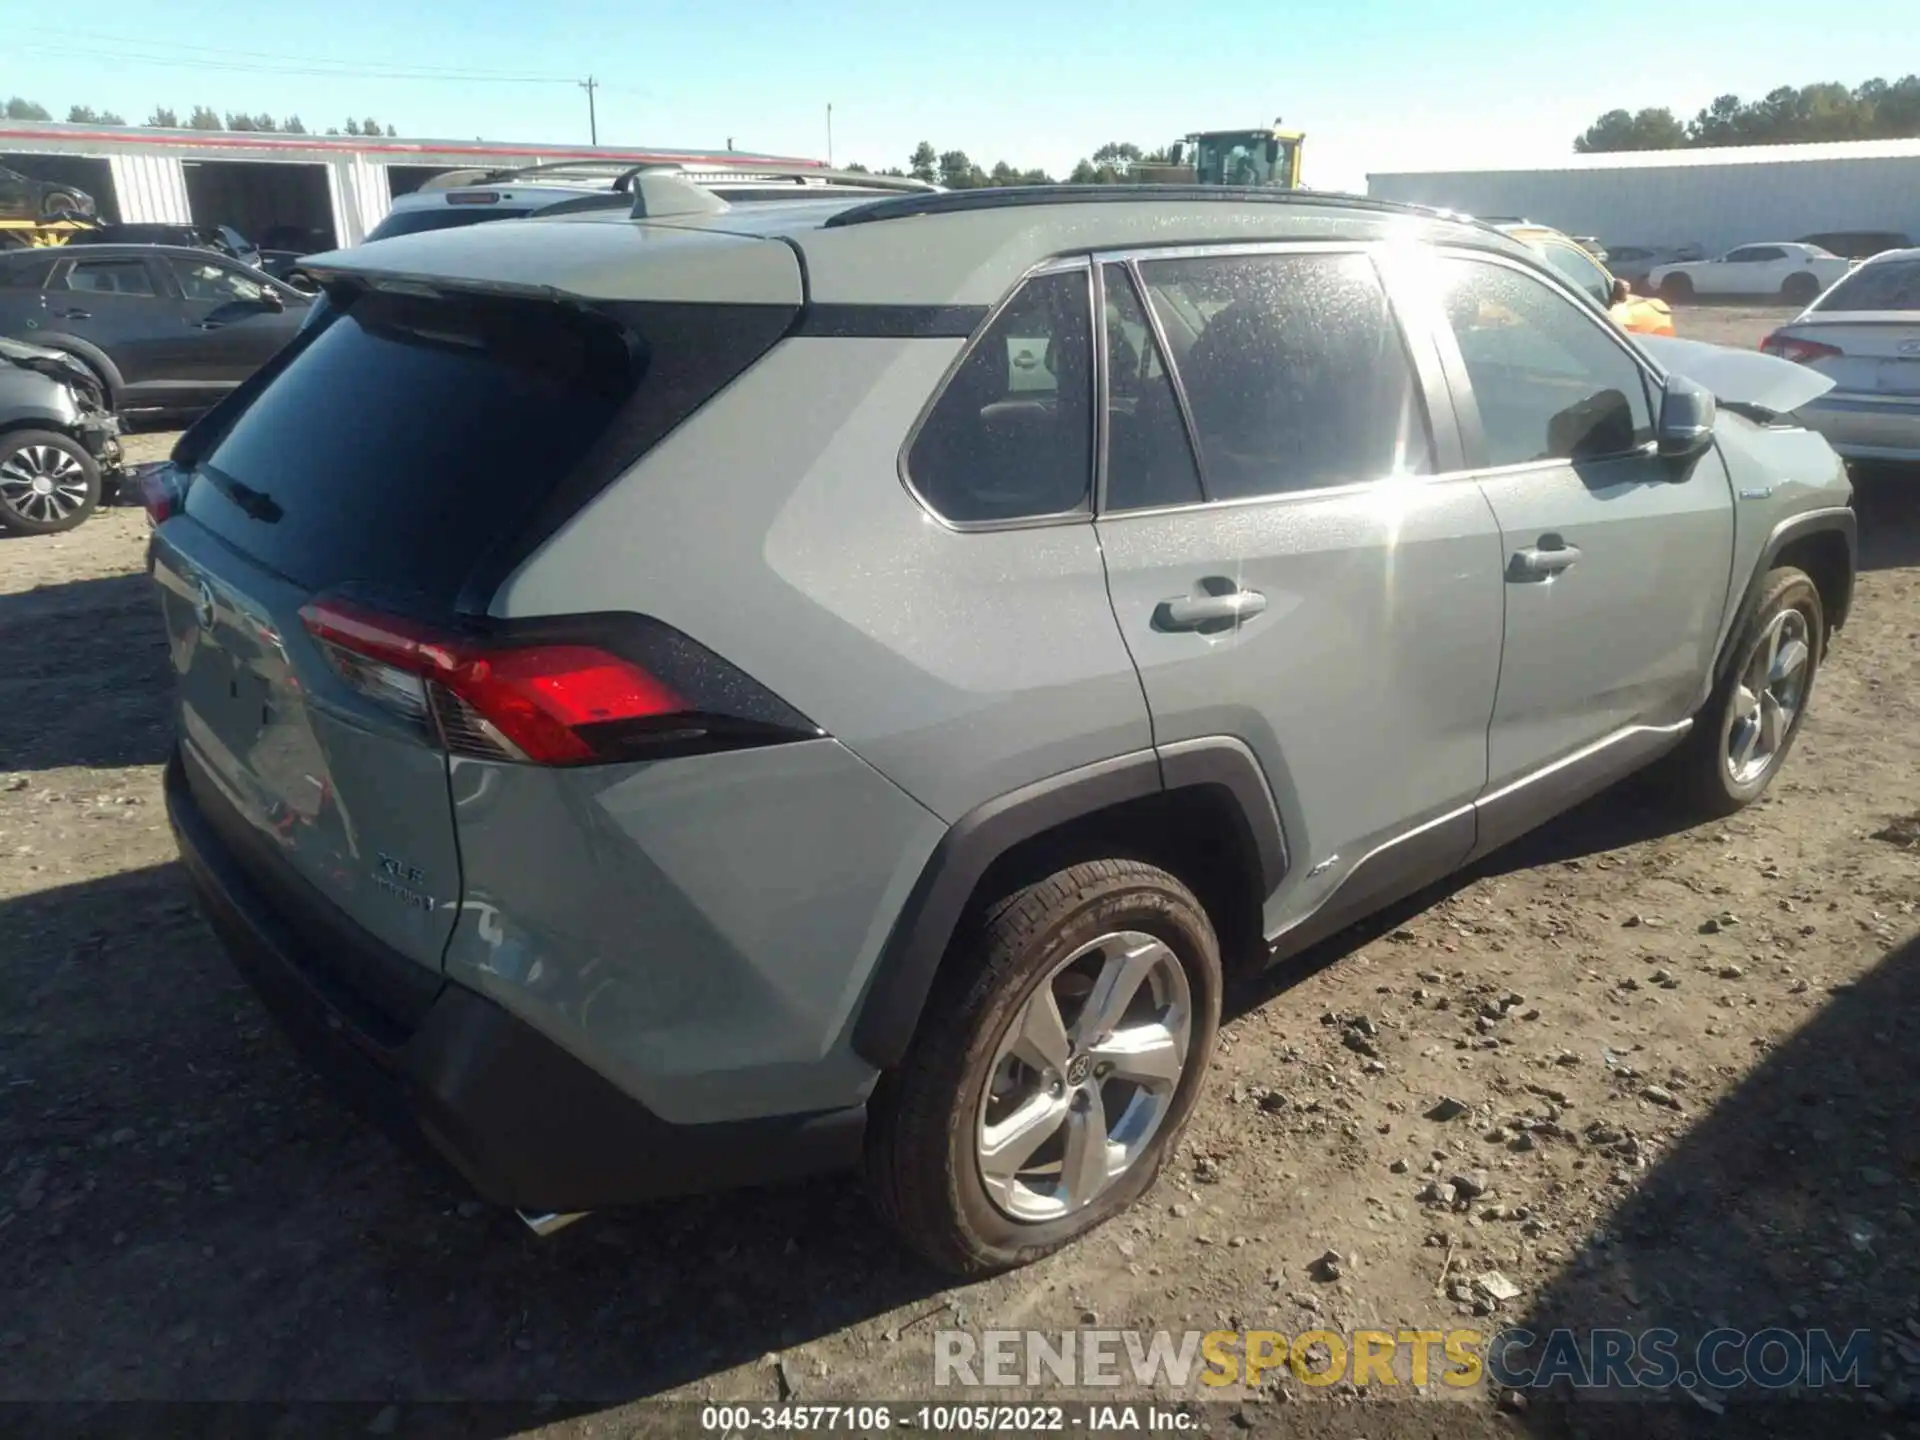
148, 173, 1856, 1275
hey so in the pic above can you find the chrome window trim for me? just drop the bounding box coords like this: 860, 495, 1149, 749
1089, 467, 1486, 526
894, 258, 1097, 534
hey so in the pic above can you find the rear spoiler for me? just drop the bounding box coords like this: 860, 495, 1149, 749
1636, 335, 1836, 420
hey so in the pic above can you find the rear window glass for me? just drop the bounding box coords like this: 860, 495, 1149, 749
364, 206, 521, 243
1818, 260, 1920, 312
183, 288, 790, 604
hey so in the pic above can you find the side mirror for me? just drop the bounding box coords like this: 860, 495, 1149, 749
1656, 374, 1716, 462
1168, 142, 1185, 166
256, 287, 285, 313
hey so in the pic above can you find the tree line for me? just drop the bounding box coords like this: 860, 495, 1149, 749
1576, 75, 1920, 151
846, 140, 1177, 188
5, 96, 399, 137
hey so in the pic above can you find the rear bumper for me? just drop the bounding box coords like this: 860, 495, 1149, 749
164, 749, 865, 1215
1798, 393, 1920, 463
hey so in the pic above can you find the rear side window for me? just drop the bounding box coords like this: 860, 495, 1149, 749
364, 207, 519, 243
906, 268, 1094, 524
1138, 251, 1432, 500
183, 288, 791, 604
1439, 257, 1653, 466
64, 259, 157, 296
1818, 259, 1920, 311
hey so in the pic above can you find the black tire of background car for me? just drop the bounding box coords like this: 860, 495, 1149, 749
865, 857, 1222, 1276
42, 192, 84, 219
0, 428, 103, 535
1659, 273, 1694, 302
1661, 566, 1823, 819
1781, 272, 1820, 305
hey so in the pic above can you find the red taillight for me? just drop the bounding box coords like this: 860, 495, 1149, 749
137, 464, 185, 526
1760, 333, 1842, 365
298, 598, 806, 766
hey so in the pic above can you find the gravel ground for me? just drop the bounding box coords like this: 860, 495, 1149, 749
3, 307, 1918, 1437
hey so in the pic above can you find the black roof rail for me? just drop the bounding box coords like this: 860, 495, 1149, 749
820, 183, 1484, 229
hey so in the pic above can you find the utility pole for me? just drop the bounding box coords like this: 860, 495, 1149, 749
580, 76, 599, 146
826, 103, 834, 166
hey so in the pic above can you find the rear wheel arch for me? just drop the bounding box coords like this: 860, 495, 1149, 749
850, 743, 1288, 1070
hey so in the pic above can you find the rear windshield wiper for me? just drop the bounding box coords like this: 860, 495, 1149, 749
198, 464, 284, 524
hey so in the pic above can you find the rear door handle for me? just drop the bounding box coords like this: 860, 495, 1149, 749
1508, 535, 1582, 582
195, 320, 226, 331
53, 307, 91, 320
1156, 587, 1267, 631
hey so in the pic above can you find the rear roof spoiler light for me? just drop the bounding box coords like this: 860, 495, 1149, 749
299, 598, 820, 766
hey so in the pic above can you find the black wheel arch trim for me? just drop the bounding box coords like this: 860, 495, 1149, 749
1713, 506, 1856, 691
850, 739, 1289, 1069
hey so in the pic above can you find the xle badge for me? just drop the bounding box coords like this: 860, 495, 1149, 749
373, 854, 435, 912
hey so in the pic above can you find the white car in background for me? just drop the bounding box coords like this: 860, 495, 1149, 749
1762, 246, 1920, 462
1650, 242, 1855, 305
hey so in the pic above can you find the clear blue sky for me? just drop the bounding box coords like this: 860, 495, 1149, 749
9, 1, 1907, 191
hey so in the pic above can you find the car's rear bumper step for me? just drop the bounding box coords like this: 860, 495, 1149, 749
164, 747, 866, 1216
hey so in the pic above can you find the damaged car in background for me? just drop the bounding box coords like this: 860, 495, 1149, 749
0, 335, 122, 533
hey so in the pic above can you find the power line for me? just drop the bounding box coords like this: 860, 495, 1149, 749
13, 25, 578, 82
10, 41, 578, 85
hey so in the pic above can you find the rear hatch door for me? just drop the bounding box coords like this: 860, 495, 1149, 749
152, 284, 659, 974
154, 225, 803, 978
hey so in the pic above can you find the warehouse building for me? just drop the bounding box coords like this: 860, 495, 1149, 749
1367, 138, 1920, 257
1, 121, 819, 251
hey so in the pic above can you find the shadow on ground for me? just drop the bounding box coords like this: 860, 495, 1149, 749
0, 572, 173, 773
0, 862, 945, 1429
1483, 932, 1920, 1440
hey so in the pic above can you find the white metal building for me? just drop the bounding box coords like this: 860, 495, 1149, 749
1, 122, 820, 250
1367, 138, 1920, 255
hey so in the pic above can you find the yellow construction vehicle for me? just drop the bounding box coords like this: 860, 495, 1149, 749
1132, 121, 1305, 188
0, 219, 95, 249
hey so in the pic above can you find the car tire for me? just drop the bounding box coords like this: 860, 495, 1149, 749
0, 429, 103, 535
1659, 273, 1693, 302
1781, 272, 1820, 305
42, 192, 84, 219
866, 858, 1221, 1276
1663, 566, 1823, 819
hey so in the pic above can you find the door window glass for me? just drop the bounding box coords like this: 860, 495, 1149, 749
172, 258, 267, 305
906, 269, 1094, 523
1101, 263, 1204, 511
63, 260, 157, 297
1138, 251, 1432, 500
1439, 256, 1654, 466
1538, 242, 1613, 308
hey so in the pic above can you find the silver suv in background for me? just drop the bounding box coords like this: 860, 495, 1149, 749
149, 175, 1856, 1275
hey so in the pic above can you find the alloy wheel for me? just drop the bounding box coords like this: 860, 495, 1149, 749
976, 930, 1192, 1223
1727, 606, 1811, 786
0, 444, 91, 526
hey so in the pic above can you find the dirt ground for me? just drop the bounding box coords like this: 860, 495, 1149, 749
3, 305, 1919, 1437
